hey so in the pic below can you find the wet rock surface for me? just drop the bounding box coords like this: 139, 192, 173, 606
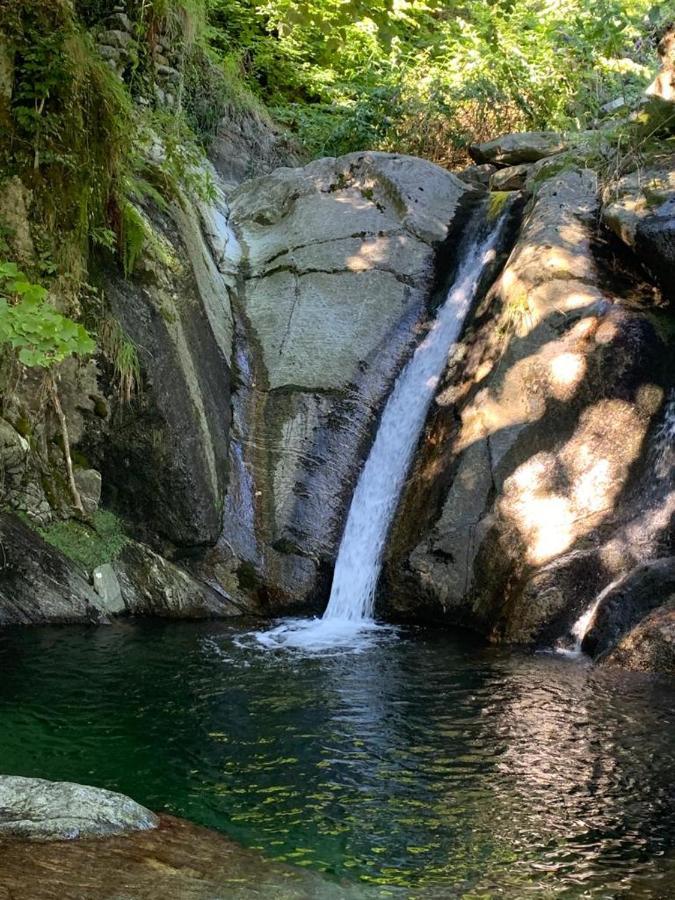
600, 602, 675, 674
102, 202, 232, 548
0, 814, 368, 900
582, 558, 675, 660
113, 541, 242, 619
226, 151, 478, 607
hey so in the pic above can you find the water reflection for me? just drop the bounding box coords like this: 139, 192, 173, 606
0, 623, 672, 897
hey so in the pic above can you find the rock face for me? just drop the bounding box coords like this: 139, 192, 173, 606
582, 558, 675, 659
0, 513, 102, 624
211, 104, 302, 189
113, 541, 244, 618
384, 167, 674, 647
0, 776, 158, 841
602, 158, 675, 301
224, 151, 478, 606
469, 131, 567, 165
600, 603, 675, 674
102, 200, 232, 548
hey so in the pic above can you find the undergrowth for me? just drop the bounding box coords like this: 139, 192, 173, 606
38, 508, 129, 571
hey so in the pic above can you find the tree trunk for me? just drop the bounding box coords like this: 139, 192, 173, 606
49, 373, 84, 515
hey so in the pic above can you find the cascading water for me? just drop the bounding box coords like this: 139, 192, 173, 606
254, 207, 511, 650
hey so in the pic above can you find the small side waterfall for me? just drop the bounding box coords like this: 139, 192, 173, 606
253, 205, 511, 650
555, 390, 675, 659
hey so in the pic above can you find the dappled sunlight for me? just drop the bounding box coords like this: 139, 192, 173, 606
501, 399, 650, 565
549, 351, 586, 395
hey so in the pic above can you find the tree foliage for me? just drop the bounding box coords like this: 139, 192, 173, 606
205, 0, 670, 163
0, 262, 94, 368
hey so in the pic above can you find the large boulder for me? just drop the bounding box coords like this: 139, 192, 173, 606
113, 540, 244, 618
0, 776, 158, 841
102, 198, 233, 548
0, 513, 102, 624
223, 151, 479, 606
384, 168, 674, 646
469, 131, 567, 165
582, 558, 675, 659
599, 602, 675, 675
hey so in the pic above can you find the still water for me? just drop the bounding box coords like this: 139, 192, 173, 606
0, 620, 673, 898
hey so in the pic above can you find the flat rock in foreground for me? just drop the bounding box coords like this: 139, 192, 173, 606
0, 814, 370, 899
0, 776, 158, 841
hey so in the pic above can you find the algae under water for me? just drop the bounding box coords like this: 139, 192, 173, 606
0, 620, 674, 897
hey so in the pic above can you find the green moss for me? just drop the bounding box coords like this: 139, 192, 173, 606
487, 191, 510, 221
38, 508, 129, 572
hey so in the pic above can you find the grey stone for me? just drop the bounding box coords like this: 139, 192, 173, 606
600, 601, 675, 674
98, 29, 134, 50
583, 558, 675, 659
223, 151, 475, 606
74, 468, 102, 516
0, 513, 101, 624
469, 131, 568, 165
456, 163, 496, 187
384, 168, 673, 647
103, 201, 232, 547
0, 776, 158, 841
489, 163, 531, 191
92, 563, 125, 615
113, 541, 242, 618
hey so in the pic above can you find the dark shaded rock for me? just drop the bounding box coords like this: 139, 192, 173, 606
456, 163, 495, 188
636, 194, 675, 301
489, 163, 531, 191
600, 601, 675, 674
469, 131, 567, 165
210, 105, 303, 188
0, 513, 101, 624
0, 814, 365, 899
0, 776, 157, 841
582, 557, 675, 658
102, 203, 231, 548
113, 541, 242, 618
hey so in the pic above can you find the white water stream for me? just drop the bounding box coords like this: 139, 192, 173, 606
255, 212, 509, 651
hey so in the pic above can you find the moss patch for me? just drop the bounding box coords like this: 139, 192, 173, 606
38, 509, 129, 571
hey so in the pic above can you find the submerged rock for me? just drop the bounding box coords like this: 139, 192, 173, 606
0, 814, 364, 899
0, 776, 158, 841
469, 131, 567, 165
226, 151, 478, 606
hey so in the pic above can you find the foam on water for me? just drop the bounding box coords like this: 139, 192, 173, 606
253, 209, 510, 651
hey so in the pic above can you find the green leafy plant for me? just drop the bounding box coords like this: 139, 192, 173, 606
0, 261, 95, 513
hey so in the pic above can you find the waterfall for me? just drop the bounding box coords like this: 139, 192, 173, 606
323, 218, 509, 623
251, 206, 511, 650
